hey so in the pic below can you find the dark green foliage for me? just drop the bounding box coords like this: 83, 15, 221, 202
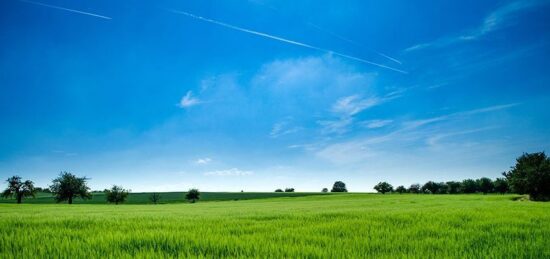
395, 185, 407, 194
408, 184, 421, 194
461, 179, 478, 194
421, 181, 440, 194
185, 189, 200, 203
322, 188, 328, 193
504, 152, 550, 201
374, 182, 393, 194
331, 181, 348, 192
476, 177, 494, 194
105, 185, 129, 205
284, 188, 295, 192
274, 189, 283, 192
493, 178, 509, 194
446, 181, 461, 194
49, 172, 91, 204
149, 193, 161, 204
2, 176, 36, 204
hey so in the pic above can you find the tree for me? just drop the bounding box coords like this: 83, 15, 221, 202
105, 185, 129, 205
331, 181, 348, 192
322, 188, 328, 193
408, 184, 421, 194
185, 188, 200, 203
446, 181, 462, 194
49, 172, 91, 204
395, 185, 407, 194
421, 181, 440, 194
504, 152, 550, 201
275, 189, 283, 192
461, 179, 478, 194
476, 177, 494, 194
149, 193, 161, 204
284, 188, 295, 192
2, 176, 36, 204
374, 182, 393, 194
493, 178, 509, 194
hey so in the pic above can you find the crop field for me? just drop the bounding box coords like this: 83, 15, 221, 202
0, 191, 328, 204
1, 194, 549, 258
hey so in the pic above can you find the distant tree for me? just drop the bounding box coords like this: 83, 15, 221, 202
105, 185, 129, 205
322, 188, 329, 193
395, 185, 407, 194
374, 182, 393, 194
49, 172, 91, 204
504, 152, 550, 201
284, 188, 295, 192
331, 181, 348, 192
436, 182, 449, 194
446, 181, 462, 194
149, 193, 161, 204
275, 189, 283, 192
421, 181, 440, 194
185, 188, 200, 203
2, 176, 36, 204
461, 179, 478, 194
493, 178, 509, 194
476, 177, 494, 194
408, 184, 421, 194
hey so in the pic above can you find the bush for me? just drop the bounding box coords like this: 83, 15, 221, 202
331, 181, 348, 192
504, 152, 550, 201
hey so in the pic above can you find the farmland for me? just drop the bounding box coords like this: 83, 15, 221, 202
1, 194, 549, 258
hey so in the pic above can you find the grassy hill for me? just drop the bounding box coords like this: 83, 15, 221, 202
1, 194, 549, 258
0, 191, 331, 204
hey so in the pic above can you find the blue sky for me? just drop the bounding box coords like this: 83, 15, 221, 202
1, 0, 549, 192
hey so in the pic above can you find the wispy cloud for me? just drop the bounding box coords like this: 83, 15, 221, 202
331, 95, 383, 117
204, 168, 253, 176
361, 119, 393, 129
426, 127, 498, 147
18, 0, 111, 20
405, 0, 547, 51
195, 158, 212, 165
270, 119, 301, 138
178, 91, 201, 108
168, 9, 407, 74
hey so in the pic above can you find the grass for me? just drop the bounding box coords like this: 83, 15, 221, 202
0, 191, 330, 204
0, 194, 549, 258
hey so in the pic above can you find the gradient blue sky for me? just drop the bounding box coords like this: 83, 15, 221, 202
1, 0, 549, 191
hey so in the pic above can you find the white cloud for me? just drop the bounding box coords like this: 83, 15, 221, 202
362, 119, 393, 129
331, 95, 382, 117
178, 91, 201, 108
204, 168, 253, 176
318, 117, 353, 135
270, 119, 301, 138
195, 158, 212, 165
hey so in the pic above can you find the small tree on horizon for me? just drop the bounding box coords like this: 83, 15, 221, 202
408, 184, 421, 194
477, 177, 494, 194
446, 181, 461, 194
331, 181, 348, 192
374, 182, 393, 194
322, 188, 328, 193
395, 185, 407, 194
149, 193, 161, 204
105, 185, 129, 205
2, 176, 36, 204
275, 189, 283, 192
461, 179, 478, 194
284, 188, 295, 192
185, 188, 200, 203
50, 172, 91, 204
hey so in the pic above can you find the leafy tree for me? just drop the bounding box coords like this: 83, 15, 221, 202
436, 182, 449, 194
149, 193, 161, 204
493, 178, 509, 194
275, 189, 283, 192
461, 179, 478, 194
374, 182, 393, 194
185, 188, 200, 203
504, 152, 550, 201
476, 177, 494, 194
284, 188, 295, 192
50, 172, 91, 204
421, 181, 439, 194
446, 181, 462, 194
2, 176, 36, 204
331, 181, 348, 192
105, 185, 129, 205
408, 184, 421, 194
395, 185, 407, 194
322, 188, 328, 193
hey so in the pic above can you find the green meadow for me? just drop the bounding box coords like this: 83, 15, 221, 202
1, 194, 549, 258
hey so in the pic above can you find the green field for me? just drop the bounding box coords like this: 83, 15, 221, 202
1, 194, 549, 258
0, 191, 329, 204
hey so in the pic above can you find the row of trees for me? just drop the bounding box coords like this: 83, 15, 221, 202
373, 177, 510, 195
2, 171, 201, 204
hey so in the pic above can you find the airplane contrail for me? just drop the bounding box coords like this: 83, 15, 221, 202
168, 9, 407, 74
18, 0, 112, 20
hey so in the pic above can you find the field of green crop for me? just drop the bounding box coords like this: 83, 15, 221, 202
0, 191, 329, 204
1, 194, 549, 258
